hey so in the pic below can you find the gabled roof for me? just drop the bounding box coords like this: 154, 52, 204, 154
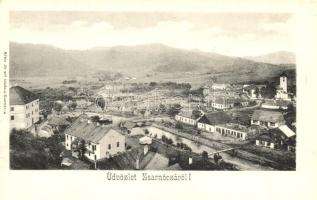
144, 153, 169, 170
198, 112, 232, 125
251, 110, 285, 123
262, 99, 277, 106
64, 115, 123, 143
48, 116, 70, 126
177, 109, 202, 120
10, 86, 38, 105
213, 97, 236, 105
280, 72, 288, 77
278, 125, 296, 138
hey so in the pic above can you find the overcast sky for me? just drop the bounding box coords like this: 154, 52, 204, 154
10, 11, 295, 57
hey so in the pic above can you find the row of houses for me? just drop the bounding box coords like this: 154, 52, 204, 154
175, 108, 296, 150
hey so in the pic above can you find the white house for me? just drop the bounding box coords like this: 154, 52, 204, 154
197, 112, 232, 133
215, 123, 251, 140
175, 109, 203, 126
211, 97, 235, 111
251, 110, 285, 129
255, 125, 296, 150
211, 83, 229, 90
10, 86, 40, 129
64, 115, 126, 161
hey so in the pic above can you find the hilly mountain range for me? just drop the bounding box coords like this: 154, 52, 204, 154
245, 51, 295, 65
10, 42, 295, 82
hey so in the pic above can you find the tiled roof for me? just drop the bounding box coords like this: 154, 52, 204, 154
217, 123, 252, 133
199, 112, 232, 125
251, 110, 285, 123
213, 97, 236, 105
48, 116, 70, 126
177, 109, 194, 118
278, 125, 296, 138
64, 115, 122, 143
10, 86, 38, 105
262, 99, 277, 106
177, 108, 202, 120
144, 153, 169, 170
280, 71, 288, 77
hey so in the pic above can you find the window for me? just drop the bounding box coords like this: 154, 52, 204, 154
117, 142, 120, 147
270, 122, 275, 127
92, 145, 96, 151
108, 144, 111, 150
11, 115, 14, 120
10, 107, 14, 111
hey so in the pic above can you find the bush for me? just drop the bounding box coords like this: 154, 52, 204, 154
175, 122, 184, 129
10, 129, 64, 169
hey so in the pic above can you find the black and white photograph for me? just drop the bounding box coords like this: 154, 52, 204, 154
8, 11, 298, 171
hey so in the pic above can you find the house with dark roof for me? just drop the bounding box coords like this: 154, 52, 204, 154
10, 86, 40, 129
251, 110, 285, 129
47, 116, 70, 132
197, 112, 232, 133
64, 115, 126, 161
255, 125, 296, 150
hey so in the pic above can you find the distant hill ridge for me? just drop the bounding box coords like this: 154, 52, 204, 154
10, 42, 295, 80
245, 51, 295, 65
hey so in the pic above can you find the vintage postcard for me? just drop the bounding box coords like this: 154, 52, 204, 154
7, 11, 297, 171
1, 0, 317, 200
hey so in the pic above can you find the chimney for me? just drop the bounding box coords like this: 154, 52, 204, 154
143, 144, 148, 155
188, 156, 193, 165
87, 120, 91, 124
135, 158, 140, 170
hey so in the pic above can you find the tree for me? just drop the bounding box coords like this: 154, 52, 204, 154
167, 104, 182, 117
54, 102, 63, 112
10, 129, 64, 169
254, 87, 260, 98
72, 139, 87, 160
260, 83, 277, 99
68, 101, 77, 111
175, 122, 183, 129
139, 108, 146, 118
96, 97, 105, 110
202, 151, 208, 162
158, 104, 167, 113
91, 115, 100, 122
192, 109, 202, 119
149, 82, 157, 87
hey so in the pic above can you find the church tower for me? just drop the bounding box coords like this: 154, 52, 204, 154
280, 72, 288, 93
